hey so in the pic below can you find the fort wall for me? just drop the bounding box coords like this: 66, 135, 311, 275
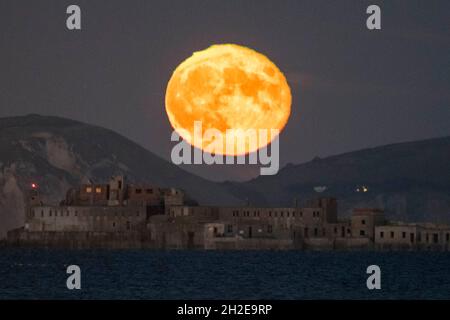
6, 177, 450, 251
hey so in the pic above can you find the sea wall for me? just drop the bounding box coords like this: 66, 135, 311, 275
7, 228, 450, 251
7, 228, 153, 249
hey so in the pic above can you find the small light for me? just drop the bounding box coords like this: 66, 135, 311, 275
31, 183, 37, 189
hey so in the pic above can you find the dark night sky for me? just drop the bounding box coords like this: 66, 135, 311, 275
1, 0, 449, 181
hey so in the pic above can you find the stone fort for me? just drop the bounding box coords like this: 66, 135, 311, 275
7, 176, 450, 250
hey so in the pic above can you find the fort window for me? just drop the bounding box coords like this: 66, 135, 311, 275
426, 234, 429, 242
41, 210, 44, 217
49, 210, 52, 217
95, 187, 102, 193
112, 222, 116, 228
75, 211, 78, 216
390, 231, 394, 238
360, 230, 365, 236
300, 211, 303, 217
267, 225, 273, 233
287, 212, 290, 217
269, 211, 272, 217
361, 219, 366, 225
433, 234, 438, 244
227, 225, 233, 233
410, 233, 415, 243
126, 221, 131, 230
447, 233, 450, 243
86, 187, 92, 193
254, 211, 257, 217
304, 227, 309, 237
118, 181, 122, 189
292, 212, 295, 217
380, 231, 384, 238
323, 228, 326, 236
402, 232, 406, 239
136, 189, 142, 194
281, 212, 284, 217
334, 227, 338, 234
146, 189, 153, 194
314, 228, 318, 237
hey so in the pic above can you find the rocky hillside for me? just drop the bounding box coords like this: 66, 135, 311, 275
0, 115, 241, 238
1, 114, 449, 238
223, 136, 450, 223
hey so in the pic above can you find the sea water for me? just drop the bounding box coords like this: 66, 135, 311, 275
0, 249, 449, 299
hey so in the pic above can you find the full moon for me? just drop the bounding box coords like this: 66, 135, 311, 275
165, 44, 291, 156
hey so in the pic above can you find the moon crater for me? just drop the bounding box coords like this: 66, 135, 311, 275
165, 44, 292, 155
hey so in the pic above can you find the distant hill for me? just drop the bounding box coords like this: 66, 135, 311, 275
223, 136, 450, 223
1, 114, 449, 238
0, 114, 241, 238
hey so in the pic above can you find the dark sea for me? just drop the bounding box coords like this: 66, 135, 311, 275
0, 249, 449, 299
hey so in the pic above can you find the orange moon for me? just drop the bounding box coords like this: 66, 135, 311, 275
165, 44, 291, 156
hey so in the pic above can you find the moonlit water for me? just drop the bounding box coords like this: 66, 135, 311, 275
0, 249, 449, 299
